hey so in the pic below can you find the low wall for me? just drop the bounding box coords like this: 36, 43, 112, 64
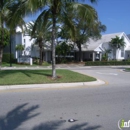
17, 56, 33, 65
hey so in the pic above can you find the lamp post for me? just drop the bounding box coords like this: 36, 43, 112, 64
10, 35, 12, 67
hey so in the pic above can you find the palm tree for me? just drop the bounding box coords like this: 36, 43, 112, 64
26, 20, 52, 65
15, 44, 25, 58
0, 0, 10, 66
11, 0, 98, 78
0, 0, 26, 66
110, 36, 125, 60
74, 20, 106, 62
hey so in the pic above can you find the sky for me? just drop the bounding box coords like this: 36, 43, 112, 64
24, 0, 130, 35
87, 0, 130, 35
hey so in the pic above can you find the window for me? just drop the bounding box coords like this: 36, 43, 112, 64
90, 54, 92, 58
24, 39, 26, 43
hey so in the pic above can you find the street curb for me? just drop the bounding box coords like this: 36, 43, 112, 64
0, 79, 105, 91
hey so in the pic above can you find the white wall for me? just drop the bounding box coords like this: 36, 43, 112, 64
22, 35, 34, 56
31, 45, 40, 58
116, 33, 130, 60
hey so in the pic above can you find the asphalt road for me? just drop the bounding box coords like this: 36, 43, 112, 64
0, 66, 130, 130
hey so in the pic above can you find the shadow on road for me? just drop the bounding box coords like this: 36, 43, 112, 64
0, 103, 101, 130
0, 103, 40, 130
32, 121, 101, 130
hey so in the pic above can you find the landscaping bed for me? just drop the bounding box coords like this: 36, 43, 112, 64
0, 70, 96, 85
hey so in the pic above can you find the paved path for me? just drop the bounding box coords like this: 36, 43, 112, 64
2, 64, 130, 70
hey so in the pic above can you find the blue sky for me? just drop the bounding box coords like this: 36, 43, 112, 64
24, 0, 130, 35
87, 0, 130, 35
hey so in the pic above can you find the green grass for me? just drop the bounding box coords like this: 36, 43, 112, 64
0, 70, 96, 85
1, 62, 51, 67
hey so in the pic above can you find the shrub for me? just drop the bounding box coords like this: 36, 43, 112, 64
85, 61, 130, 66
2, 53, 14, 63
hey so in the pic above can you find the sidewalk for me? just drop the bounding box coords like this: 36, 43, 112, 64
0, 79, 105, 91
1, 65, 130, 70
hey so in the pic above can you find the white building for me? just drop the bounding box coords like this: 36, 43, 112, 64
4, 31, 130, 63
4, 27, 52, 64
74, 32, 130, 61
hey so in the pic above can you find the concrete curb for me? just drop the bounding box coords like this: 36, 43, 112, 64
0, 79, 105, 91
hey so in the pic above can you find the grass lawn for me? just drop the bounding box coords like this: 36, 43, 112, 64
1, 62, 51, 67
0, 70, 96, 85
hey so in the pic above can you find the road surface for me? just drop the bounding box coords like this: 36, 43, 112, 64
0, 66, 129, 130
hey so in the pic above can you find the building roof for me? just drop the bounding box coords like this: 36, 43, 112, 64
81, 32, 124, 51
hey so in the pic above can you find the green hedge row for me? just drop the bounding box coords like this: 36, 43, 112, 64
85, 61, 130, 66
2, 53, 16, 63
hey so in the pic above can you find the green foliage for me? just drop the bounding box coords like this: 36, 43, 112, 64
0, 28, 10, 47
56, 42, 73, 63
15, 44, 25, 51
85, 61, 130, 66
2, 53, 14, 63
102, 49, 111, 61
110, 36, 125, 49
56, 42, 72, 57
102, 54, 108, 61
9, 0, 100, 77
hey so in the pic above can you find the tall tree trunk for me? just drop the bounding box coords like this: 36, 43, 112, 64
39, 47, 43, 65
52, 14, 56, 78
78, 43, 83, 62
39, 41, 43, 65
0, 13, 4, 69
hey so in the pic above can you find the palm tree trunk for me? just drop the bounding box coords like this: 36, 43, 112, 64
39, 42, 43, 65
78, 43, 83, 62
0, 15, 4, 69
52, 14, 56, 78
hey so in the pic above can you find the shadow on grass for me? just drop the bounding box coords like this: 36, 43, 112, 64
32, 121, 101, 130
0, 70, 52, 78
0, 103, 40, 130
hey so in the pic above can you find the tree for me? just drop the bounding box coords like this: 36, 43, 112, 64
102, 49, 111, 61
11, 0, 98, 78
26, 20, 52, 65
58, 4, 106, 62
0, 28, 10, 65
0, 0, 26, 67
109, 36, 125, 60
56, 41, 73, 63
60, 10, 106, 62
15, 44, 25, 58
0, 0, 10, 66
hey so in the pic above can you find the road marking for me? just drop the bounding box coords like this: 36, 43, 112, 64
96, 72, 118, 75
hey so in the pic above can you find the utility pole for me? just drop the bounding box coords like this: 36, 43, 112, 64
10, 35, 12, 67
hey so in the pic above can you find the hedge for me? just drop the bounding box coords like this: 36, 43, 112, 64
2, 53, 15, 63
85, 61, 130, 66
